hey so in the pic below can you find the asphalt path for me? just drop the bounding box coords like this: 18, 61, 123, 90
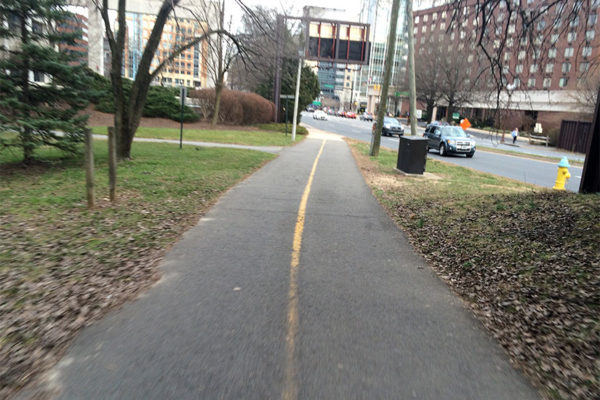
21, 130, 539, 400
302, 114, 582, 191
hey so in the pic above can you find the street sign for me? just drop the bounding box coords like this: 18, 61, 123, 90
280, 94, 295, 99
306, 19, 370, 65
452, 112, 460, 120
415, 109, 422, 119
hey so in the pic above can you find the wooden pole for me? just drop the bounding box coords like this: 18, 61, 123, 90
108, 127, 117, 202
369, 0, 401, 156
406, 0, 417, 136
85, 129, 95, 208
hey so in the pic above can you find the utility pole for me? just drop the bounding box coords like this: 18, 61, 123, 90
291, 53, 302, 142
370, 0, 400, 156
406, 0, 417, 136
273, 15, 284, 122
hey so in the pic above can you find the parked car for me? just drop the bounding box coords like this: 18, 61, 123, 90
327, 109, 336, 115
336, 110, 346, 117
373, 117, 405, 137
424, 124, 476, 157
360, 112, 373, 121
313, 110, 327, 120
345, 111, 357, 119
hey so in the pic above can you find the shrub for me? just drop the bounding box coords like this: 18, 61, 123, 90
189, 89, 274, 125
94, 79, 198, 122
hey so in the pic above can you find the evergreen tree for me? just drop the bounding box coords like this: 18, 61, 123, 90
0, 0, 90, 164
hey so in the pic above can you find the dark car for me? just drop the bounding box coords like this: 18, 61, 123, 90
424, 124, 476, 157
373, 117, 404, 137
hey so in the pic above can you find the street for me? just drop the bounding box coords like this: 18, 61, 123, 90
301, 113, 583, 191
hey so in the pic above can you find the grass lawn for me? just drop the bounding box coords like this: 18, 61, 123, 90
350, 140, 599, 400
90, 125, 305, 147
0, 142, 275, 397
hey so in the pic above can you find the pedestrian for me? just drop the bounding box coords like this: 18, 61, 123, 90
511, 127, 519, 144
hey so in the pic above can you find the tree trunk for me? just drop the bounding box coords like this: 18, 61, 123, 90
426, 101, 434, 123
212, 82, 223, 126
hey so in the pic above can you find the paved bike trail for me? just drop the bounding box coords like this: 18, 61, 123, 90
22, 130, 539, 399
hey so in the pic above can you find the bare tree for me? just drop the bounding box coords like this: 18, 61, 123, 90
414, 46, 443, 122
92, 0, 239, 159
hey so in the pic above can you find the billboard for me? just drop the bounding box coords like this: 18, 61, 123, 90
306, 19, 370, 65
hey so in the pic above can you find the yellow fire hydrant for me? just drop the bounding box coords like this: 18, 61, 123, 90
552, 157, 571, 191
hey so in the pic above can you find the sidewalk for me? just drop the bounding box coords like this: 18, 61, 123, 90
466, 127, 586, 162
21, 129, 539, 399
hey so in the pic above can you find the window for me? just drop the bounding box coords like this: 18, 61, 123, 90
33, 71, 44, 82
588, 14, 597, 25
520, 37, 528, 46
545, 64, 554, 73
559, 77, 568, 87
433, 13, 438, 20
562, 62, 571, 73
442, 11, 447, 18
537, 20, 546, 30
582, 46, 592, 57
570, 16, 579, 27
502, 65, 509, 74
440, 22, 446, 30
550, 34, 559, 44
507, 38, 514, 47
543, 78, 552, 88
504, 52, 511, 61
549, 48, 557, 58
423, 15, 428, 22
580, 62, 590, 72
508, 24, 515, 34
564, 47, 574, 57
530, 64, 538, 73
518, 50, 526, 60
567, 32, 577, 42
516, 64, 523, 73
415, 16, 420, 24
450, 32, 455, 40
586, 30, 595, 41
468, 54, 474, 62
422, 25, 427, 33
528, 78, 536, 87
460, 30, 466, 39
513, 77, 520, 87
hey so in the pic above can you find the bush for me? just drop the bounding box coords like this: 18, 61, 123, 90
93, 78, 198, 122
189, 89, 274, 125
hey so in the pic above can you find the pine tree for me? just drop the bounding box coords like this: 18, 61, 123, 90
0, 0, 90, 164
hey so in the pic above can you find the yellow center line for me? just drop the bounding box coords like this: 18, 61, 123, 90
283, 139, 327, 400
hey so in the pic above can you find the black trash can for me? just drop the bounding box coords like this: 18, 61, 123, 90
397, 136, 428, 175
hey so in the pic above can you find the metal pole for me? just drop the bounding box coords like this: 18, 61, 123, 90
406, 0, 417, 136
292, 56, 302, 142
285, 98, 288, 136
579, 86, 600, 193
273, 15, 284, 122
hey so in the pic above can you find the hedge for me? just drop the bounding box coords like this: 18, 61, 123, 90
190, 89, 274, 125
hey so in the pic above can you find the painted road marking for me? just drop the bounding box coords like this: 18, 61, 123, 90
283, 139, 326, 400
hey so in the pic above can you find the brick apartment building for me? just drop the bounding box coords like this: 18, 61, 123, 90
404, 0, 600, 135
58, 13, 89, 66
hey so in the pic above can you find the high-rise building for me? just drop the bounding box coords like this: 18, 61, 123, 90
121, 13, 209, 88
355, 0, 409, 115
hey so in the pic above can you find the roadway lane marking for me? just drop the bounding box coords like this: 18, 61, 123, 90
283, 139, 326, 400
